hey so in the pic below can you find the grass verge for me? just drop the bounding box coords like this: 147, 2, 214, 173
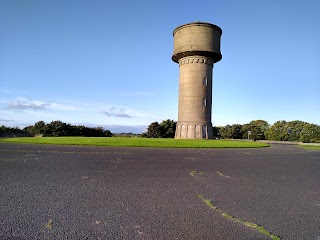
299, 145, 320, 151
0, 137, 269, 148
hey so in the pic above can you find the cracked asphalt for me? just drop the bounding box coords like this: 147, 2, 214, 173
0, 143, 319, 240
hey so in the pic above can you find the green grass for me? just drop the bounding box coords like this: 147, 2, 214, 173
0, 137, 269, 148
299, 145, 320, 151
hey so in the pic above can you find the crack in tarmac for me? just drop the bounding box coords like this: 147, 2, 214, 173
198, 195, 281, 240
189, 169, 282, 239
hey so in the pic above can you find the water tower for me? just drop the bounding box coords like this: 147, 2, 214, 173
172, 22, 222, 139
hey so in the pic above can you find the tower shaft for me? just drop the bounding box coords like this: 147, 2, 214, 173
175, 56, 214, 139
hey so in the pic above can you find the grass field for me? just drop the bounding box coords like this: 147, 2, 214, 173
0, 137, 269, 148
299, 145, 320, 151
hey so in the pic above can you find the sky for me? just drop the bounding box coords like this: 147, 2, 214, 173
1, 0, 320, 133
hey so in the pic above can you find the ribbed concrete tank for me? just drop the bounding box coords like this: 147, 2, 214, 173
172, 22, 222, 139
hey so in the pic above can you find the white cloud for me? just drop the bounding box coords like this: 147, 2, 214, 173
48, 103, 77, 111
102, 107, 133, 118
0, 119, 16, 122
1, 98, 77, 111
5, 98, 49, 110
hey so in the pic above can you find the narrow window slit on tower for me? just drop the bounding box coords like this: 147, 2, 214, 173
203, 77, 208, 86
203, 98, 207, 107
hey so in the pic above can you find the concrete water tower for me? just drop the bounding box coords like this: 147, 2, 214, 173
172, 22, 222, 139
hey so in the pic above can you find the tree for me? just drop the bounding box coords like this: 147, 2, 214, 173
286, 120, 306, 141
2, 121, 113, 137
265, 120, 310, 142
89, 127, 109, 137
160, 119, 176, 138
32, 120, 47, 134
244, 120, 269, 140
230, 124, 243, 139
219, 124, 243, 139
69, 125, 113, 137
45, 120, 71, 137
265, 120, 286, 141
0, 125, 25, 134
144, 122, 162, 138
220, 125, 233, 139
104, 129, 113, 137
142, 119, 177, 138
212, 127, 221, 139
300, 123, 320, 143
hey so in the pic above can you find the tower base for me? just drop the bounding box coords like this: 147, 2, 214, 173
175, 122, 213, 139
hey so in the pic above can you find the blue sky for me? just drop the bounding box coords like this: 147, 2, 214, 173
1, 0, 320, 133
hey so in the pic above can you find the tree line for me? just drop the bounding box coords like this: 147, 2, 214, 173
1, 120, 113, 137
144, 119, 320, 143
2, 119, 320, 143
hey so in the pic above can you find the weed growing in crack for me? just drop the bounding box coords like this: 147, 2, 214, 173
198, 195, 281, 240
216, 171, 231, 178
190, 171, 205, 177
45, 219, 53, 230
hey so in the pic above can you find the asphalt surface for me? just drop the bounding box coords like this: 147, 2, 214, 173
0, 143, 319, 240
